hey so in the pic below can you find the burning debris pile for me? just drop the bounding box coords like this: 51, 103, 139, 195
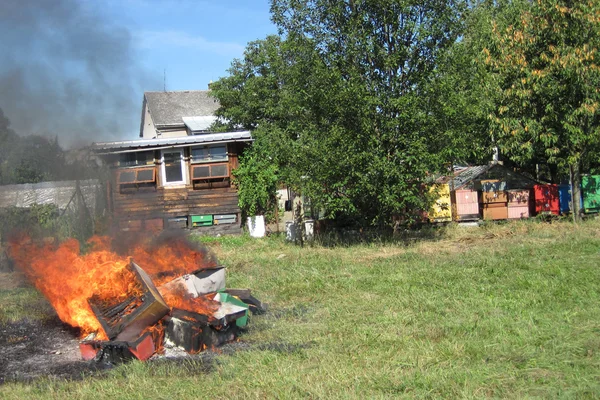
7, 234, 265, 364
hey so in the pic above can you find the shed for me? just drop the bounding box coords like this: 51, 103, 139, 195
436, 163, 537, 222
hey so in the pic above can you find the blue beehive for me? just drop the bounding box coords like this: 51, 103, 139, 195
558, 184, 583, 214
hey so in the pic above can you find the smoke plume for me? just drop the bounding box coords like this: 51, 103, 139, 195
0, 0, 157, 147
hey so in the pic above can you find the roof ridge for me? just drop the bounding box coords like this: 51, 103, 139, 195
144, 90, 211, 94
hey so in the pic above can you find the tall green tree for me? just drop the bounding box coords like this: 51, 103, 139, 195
213, 1, 472, 227
484, 0, 600, 220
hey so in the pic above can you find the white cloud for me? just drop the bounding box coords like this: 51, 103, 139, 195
136, 30, 245, 56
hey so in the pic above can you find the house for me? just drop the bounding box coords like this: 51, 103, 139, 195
92, 91, 252, 234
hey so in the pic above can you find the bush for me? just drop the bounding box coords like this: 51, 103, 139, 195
232, 147, 279, 222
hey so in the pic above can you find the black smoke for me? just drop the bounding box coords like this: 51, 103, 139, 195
0, 0, 157, 148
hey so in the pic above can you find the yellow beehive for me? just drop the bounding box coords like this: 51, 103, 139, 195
428, 183, 452, 222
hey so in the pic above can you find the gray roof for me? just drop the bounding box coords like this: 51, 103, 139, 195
92, 131, 253, 153
145, 91, 220, 127
436, 163, 538, 190
438, 165, 492, 190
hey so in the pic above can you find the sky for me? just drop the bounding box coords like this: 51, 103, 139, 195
0, 0, 277, 146
106, 0, 277, 91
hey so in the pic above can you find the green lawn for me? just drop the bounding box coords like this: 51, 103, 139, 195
1, 220, 600, 398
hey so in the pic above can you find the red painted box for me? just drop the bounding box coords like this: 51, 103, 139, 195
534, 184, 559, 215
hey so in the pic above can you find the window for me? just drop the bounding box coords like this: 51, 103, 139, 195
191, 163, 229, 180
118, 151, 154, 167
161, 149, 186, 186
191, 144, 228, 163
117, 167, 156, 184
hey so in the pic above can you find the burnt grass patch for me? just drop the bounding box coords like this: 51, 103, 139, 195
0, 312, 300, 384
0, 317, 105, 384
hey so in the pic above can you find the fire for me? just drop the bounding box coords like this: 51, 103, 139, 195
159, 286, 219, 318
7, 233, 218, 339
128, 236, 217, 287
104, 233, 218, 286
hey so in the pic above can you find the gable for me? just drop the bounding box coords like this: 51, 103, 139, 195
144, 91, 220, 128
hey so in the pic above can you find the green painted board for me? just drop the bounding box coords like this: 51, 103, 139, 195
582, 175, 600, 213
217, 292, 249, 327
191, 215, 213, 226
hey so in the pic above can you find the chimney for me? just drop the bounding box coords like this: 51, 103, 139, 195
492, 146, 499, 163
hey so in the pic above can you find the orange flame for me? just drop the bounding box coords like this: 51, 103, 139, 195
160, 286, 219, 319
8, 233, 219, 339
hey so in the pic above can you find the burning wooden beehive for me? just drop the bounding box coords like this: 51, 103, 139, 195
88, 261, 170, 340
7, 234, 263, 364
81, 261, 258, 363
166, 308, 242, 353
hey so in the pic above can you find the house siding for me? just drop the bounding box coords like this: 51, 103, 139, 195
105, 142, 245, 234
141, 101, 157, 139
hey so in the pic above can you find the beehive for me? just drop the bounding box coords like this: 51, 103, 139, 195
428, 184, 452, 222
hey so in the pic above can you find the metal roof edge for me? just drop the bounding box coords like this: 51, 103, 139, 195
91, 131, 253, 154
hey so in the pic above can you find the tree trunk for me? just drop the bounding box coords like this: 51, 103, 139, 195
294, 199, 304, 247
570, 162, 582, 223
549, 163, 559, 184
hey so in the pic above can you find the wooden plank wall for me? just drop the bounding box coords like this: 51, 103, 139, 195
113, 187, 240, 219
107, 142, 249, 234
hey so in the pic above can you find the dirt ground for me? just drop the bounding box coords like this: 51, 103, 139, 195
0, 314, 288, 385
0, 317, 106, 384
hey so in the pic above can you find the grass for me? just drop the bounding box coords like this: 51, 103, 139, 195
0, 273, 52, 324
1, 219, 600, 398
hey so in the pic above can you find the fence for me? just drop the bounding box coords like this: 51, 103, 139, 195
0, 179, 105, 244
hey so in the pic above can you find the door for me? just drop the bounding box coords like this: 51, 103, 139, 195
162, 149, 185, 186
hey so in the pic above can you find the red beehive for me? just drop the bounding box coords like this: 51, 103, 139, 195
534, 184, 559, 215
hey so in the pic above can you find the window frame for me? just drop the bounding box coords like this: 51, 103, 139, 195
190, 162, 230, 181
161, 149, 187, 186
116, 166, 156, 185
190, 144, 229, 164
118, 151, 155, 167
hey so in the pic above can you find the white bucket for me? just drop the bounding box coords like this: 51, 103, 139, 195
285, 221, 296, 241
304, 219, 314, 241
247, 215, 266, 238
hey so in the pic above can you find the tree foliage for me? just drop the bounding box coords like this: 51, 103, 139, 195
213, 0, 479, 227
483, 0, 600, 219
0, 107, 97, 185
232, 141, 279, 219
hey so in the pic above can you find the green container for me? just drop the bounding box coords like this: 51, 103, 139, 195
217, 292, 249, 328
191, 215, 213, 227
582, 175, 600, 213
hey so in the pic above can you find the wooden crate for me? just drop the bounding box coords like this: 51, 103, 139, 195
507, 205, 529, 219
481, 190, 508, 204
482, 203, 508, 220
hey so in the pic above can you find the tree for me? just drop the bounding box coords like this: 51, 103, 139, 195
232, 140, 279, 220
483, 0, 600, 221
213, 1, 472, 228
0, 107, 79, 185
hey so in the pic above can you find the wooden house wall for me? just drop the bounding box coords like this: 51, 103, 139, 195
105, 142, 246, 234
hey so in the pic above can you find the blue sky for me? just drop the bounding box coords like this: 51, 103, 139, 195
106, 0, 277, 91
0, 0, 277, 144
